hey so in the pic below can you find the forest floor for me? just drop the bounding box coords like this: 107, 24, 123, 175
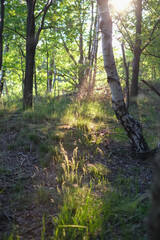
0, 85, 160, 240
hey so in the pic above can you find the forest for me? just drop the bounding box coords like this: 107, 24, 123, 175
0, 0, 160, 239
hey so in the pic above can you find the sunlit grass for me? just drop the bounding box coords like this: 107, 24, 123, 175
60, 99, 115, 131
53, 147, 149, 240
52, 144, 149, 240
0, 93, 156, 240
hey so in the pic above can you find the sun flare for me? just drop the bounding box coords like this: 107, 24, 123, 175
110, 0, 132, 12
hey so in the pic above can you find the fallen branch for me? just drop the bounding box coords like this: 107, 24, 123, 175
141, 80, 160, 97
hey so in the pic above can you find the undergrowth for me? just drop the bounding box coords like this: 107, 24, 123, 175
0, 93, 157, 239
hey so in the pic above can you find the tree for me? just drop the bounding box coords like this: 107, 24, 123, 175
23, 0, 52, 109
0, 43, 9, 98
0, 0, 4, 95
130, 0, 142, 100
149, 153, 160, 240
115, 0, 160, 102
53, 0, 99, 97
97, 0, 149, 153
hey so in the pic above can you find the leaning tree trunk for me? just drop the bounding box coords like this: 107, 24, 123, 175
97, 0, 149, 153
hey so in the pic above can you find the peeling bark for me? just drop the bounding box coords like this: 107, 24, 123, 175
97, 0, 149, 153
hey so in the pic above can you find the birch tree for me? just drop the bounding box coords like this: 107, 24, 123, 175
97, 0, 149, 153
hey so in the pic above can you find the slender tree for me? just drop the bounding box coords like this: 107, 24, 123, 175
56, 0, 99, 96
0, 0, 4, 96
130, 0, 142, 100
23, 0, 52, 109
121, 43, 129, 109
0, 43, 9, 98
97, 0, 149, 153
0, 0, 4, 71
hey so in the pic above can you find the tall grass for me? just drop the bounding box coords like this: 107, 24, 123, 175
53, 145, 149, 240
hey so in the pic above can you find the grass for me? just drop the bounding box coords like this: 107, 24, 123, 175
51, 143, 150, 240
0, 92, 157, 240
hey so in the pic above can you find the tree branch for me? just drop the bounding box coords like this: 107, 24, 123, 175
35, 0, 52, 44
143, 49, 160, 58
19, 45, 26, 58
116, 14, 134, 52
141, 19, 160, 51
141, 79, 160, 97
5, 26, 26, 40
60, 33, 77, 66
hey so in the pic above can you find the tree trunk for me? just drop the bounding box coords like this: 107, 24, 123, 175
34, 63, 37, 96
47, 54, 55, 93
121, 43, 129, 109
0, 69, 5, 98
88, 14, 99, 98
23, 0, 36, 109
23, 43, 36, 108
97, 0, 149, 153
77, 6, 99, 100
51, 60, 56, 92
130, 0, 142, 101
0, 43, 9, 98
23, 0, 52, 109
149, 153, 160, 240
0, 0, 4, 96
0, 0, 4, 71
78, 24, 84, 88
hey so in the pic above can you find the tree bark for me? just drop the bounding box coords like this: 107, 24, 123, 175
23, 0, 52, 109
130, 0, 142, 100
0, 43, 9, 98
0, 0, 4, 71
23, 0, 36, 109
0, 69, 5, 98
78, 23, 84, 88
47, 53, 55, 93
149, 153, 160, 240
88, 12, 99, 98
97, 0, 149, 153
34, 63, 37, 95
0, 0, 4, 96
121, 43, 129, 109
